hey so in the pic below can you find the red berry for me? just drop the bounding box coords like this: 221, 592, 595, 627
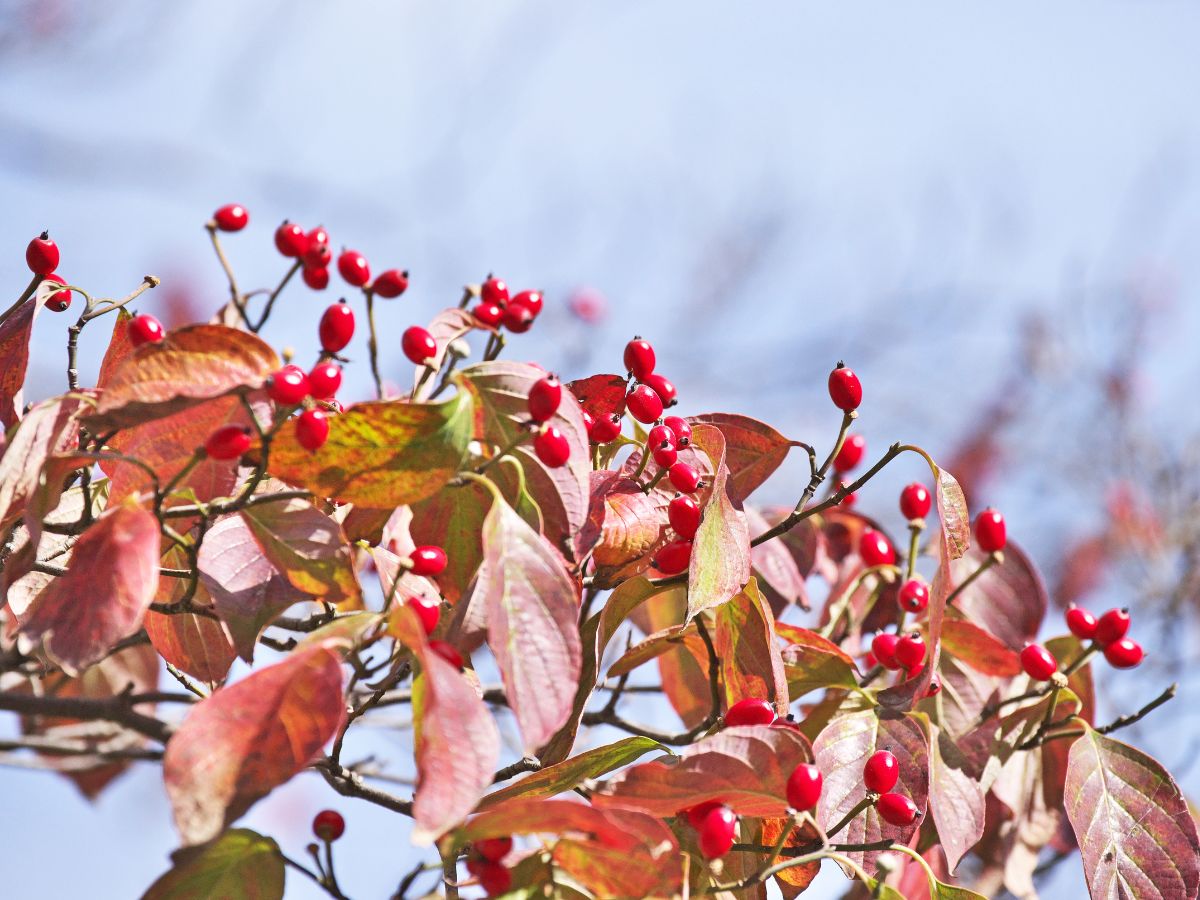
268, 365, 311, 405
41, 273, 72, 312
626, 384, 663, 424
974, 508, 1007, 553
876, 793, 919, 827
481, 277, 509, 307
897, 579, 929, 613
648, 423, 677, 449
312, 809, 345, 841
502, 303, 534, 333
302, 265, 330, 290
26, 231, 60, 275
581, 409, 595, 432
828, 363, 862, 412
428, 640, 464, 669
472, 302, 503, 328
926, 675, 942, 697
899, 483, 932, 520
697, 805, 737, 859
642, 372, 677, 407
534, 426, 571, 468
204, 425, 251, 461
319, 302, 355, 353
1065, 605, 1098, 640
1020, 643, 1058, 681
337, 249, 371, 287
871, 633, 901, 670
725, 698, 775, 727
1094, 608, 1131, 647
786, 763, 823, 811
474, 861, 511, 897
859, 529, 896, 568
410, 546, 448, 577
863, 750, 899, 794
527, 376, 562, 423
308, 362, 342, 401
663, 415, 691, 446
894, 633, 925, 669
474, 837, 513, 863
128, 313, 165, 347
274, 221, 309, 257
652, 443, 678, 468
588, 413, 622, 444
402, 326, 437, 366
373, 269, 409, 298
669, 495, 701, 539
832, 433, 866, 473
654, 540, 693, 575
308, 226, 330, 250
623, 338, 656, 380
304, 241, 333, 269
510, 289, 543, 317
1103, 637, 1144, 669
213, 204, 248, 232
295, 408, 330, 451
406, 595, 440, 635
684, 800, 724, 830
668, 462, 702, 494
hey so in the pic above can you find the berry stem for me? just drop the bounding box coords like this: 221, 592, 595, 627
0, 273, 41, 328
819, 565, 899, 640
641, 464, 669, 494
363, 288, 384, 400
440, 843, 461, 900
252, 259, 303, 333
943, 553, 997, 608
206, 225, 253, 330
475, 429, 533, 475
905, 523, 922, 580
1062, 644, 1099, 677
826, 795, 876, 840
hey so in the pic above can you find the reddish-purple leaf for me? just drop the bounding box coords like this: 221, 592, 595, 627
96, 307, 135, 390
0, 393, 86, 532
1065, 728, 1200, 900
952, 541, 1048, 651
565, 373, 628, 421
939, 613, 1022, 677
409, 479, 491, 606
746, 505, 808, 612
714, 578, 789, 715
411, 308, 481, 397
777, 621, 861, 698
687, 413, 793, 504
0, 297, 36, 429
163, 641, 346, 845
586, 470, 669, 585
923, 717, 986, 872
686, 424, 751, 621
145, 546, 236, 683
935, 464, 971, 561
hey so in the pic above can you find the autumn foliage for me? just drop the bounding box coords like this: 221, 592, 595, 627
1, 211, 1198, 899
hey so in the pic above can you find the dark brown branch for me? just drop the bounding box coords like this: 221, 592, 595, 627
0, 692, 172, 743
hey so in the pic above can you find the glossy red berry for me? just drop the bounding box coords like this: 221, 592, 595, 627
669, 495, 701, 539
642, 372, 677, 407
871, 633, 901, 670
128, 314, 165, 347
623, 338, 656, 380
876, 793, 919, 827
502, 303, 534, 333
828, 363, 862, 412
337, 249, 371, 287
474, 862, 511, 897
654, 540, 693, 575
669, 462, 702, 494
428, 640, 464, 669
897, 579, 930, 613
274, 221, 309, 257
1066, 605, 1098, 640
586, 414, 621, 446
1103, 637, 1144, 669
474, 837, 513, 863
481, 277, 509, 307
312, 809, 345, 842
402, 326, 437, 366
974, 508, 1007, 553
472, 302, 503, 328
863, 750, 899, 794
697, 805, 737, 860
268, 365, 310, 405
652, 443, 678, 468
204, 425, 251, 461
308, 362, 342, 401
510, 289, 543, 318
304, 240, 333, 269
1094, 608, 1131, 647
648, 423, 677, 449
295, 408, 330, 451
534, 426, 571, 468
684, 800, 724, 830
832, 433, 866, 473
581, 409, 595, 432
626, 384, 664, 424
307, 225, 330, 249
406, 595, 440, 635
528, 376, 562, 423
899, 483, 932, 520
1020, 643, 1058, 681
894, 633, 926, 669
213, 203, 249, 232
663, 415, 692, 446
302, 265, 330, 290
373, 269, 409, 298
26, 231, 60, 275
319, 302, 355, 353
41, 273, 72, 311
786, 763, 823, 811
410, 546, 448, 577
724, 698, 775, 728
859, 529, 896, 568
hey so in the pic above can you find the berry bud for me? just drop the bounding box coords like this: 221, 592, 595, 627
642, 372, 677, 407
894, 633, 925, 669
481, 277, 509, 307
668, 462, 701, 494
406, 596, 440, 635
871, 633, 901, 670
528, 376, 562, 423
274, 221, 309, 258
428, 640, 464, 669
473, 302, 504, 328
295, 409, 330, 451
668, 495, 701, 539
302, 265, 330, 290
588, 413, 622, 444
663, 415, 691, 446
654, 540, 693, 575
308, 362, 342, 401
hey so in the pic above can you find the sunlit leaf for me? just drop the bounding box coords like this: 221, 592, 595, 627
0, 297, 37, 429
142, 828, 284, 900
746, 506, 808, 612
565, 373, 628, 421
0, 393, 87, 532
714, 578, 789, 715
96, 307, 135, 390
411, 308, 481, 397
145, 545, 236, 683
939, 612, 1021, 677
920, 715, 985, 872
951, 541, 1047, 652
777, 621, 861, 698
586, 470, 668, 584
606, 623, 698, 678
687, 424, 751, 621
409, 481, 489, 605
687, 413, 792, 504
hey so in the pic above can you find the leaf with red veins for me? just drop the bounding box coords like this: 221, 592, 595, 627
163, 641, 347, 846
145, 545, 236, 683
0, 296, 37, 429
917, 714, 986, 873
952, 540, 1047, 652
410, 308, 481, 398
777, 621, 861, 698
83, 324, 279, 432
565, 373, 628, 421
17, 503, 161, 676
746, 505, 808, 613
586, 470, 669, 586
939, 611, 1022, 677
686, 413, 793, 504
714, 578, 790, 716
409, 479, 490, 606
473, 493, 582, 754
0, 393, 87, 532
686, 424, 751, 621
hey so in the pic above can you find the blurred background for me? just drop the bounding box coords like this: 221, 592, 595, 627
2, 1, 1200, 897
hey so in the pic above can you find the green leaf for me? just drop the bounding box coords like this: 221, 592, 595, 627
142, 828, 284, 900
714, 577, 789, 714
686, 423, 751, 621
777, 621, 861, 698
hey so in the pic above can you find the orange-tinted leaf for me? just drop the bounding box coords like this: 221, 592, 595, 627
96, 307, 135, 390
606, 624, 698, 678
460, 796, 676, 854
762, 817, 821, 894
163, 641, 346, 845
0, 393, 86, 532
267, 391, 473, 508
939, 613, 1022, 677
0, 297, 37, 429
145, 545, 236, 683
777, 622, 861, 698
714, 578, 789, 715
142, 828, 284, 900
17, 503, 160, 675
84, 324, 278, 431
686, 424, 751, 621
586, 470, 668, 580
638, 582, 712, 729
687, 413, 792, 504
409, 478, 490, 606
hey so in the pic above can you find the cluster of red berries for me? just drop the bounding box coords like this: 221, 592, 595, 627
470, 276, 545, 334
583, 337, 684, 447
863, 750, 921, 826
1065, 605, 1144, 669
527, 375, 571, 469
25, 232, 73, 312
464, 836, 512, 896
397, 545, 464, 669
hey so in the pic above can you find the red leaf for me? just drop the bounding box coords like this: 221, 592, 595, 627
565, 373, 628, 421
145, 546, 236, 683
0, 298, 37, 429
636, 583, 712, 729
410, 308, 481, 397
409, 480, 491, 606
714, 578, 789, 715
586, 470, 668, 582
96, 307, 136, 390
687, 413, 793, 504
746, 506, 808, 612
952, 541, 1047, 651
0, 394, 86, 532
686, 424, 751, 620
163, 641, 346, 845
923, 717, 985, 872
460, 796, 678, 855
777, 621, 861, 697
939, 613, 1022, 677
